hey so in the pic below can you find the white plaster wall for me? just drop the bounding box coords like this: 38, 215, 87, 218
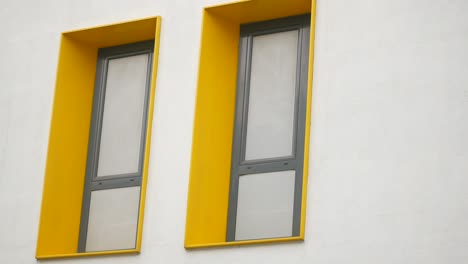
1, 0, 468, 263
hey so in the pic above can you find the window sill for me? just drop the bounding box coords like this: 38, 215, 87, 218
184, 236, 304, 249
36, 249, 139, 260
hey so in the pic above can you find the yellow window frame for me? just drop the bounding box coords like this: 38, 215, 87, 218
36, 16, 161, 259
185, 0, 317, 248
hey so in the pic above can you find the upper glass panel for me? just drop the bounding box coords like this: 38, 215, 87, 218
97, 54, 149, 177
244, 30, 298, 161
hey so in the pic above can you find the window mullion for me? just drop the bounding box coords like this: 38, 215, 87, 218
238, 159, 297, 175
90, 175, 142, 191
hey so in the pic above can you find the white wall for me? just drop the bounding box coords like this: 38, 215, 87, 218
1, 0, 468, 263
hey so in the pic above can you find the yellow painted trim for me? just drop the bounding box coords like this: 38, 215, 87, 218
184, 9, 239, 247
62, 16, 157, 34
136, 16, 162, 251
64, 16, 158, 47
185, 0, 316, 248
36, 16, 161, 259
207, 0, 311, 24
300, 0, 317, 239
36, 35, 98, 257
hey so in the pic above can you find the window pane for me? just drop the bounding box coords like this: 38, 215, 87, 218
97, 54, 149, 177
245, 30, 298, 161
235, 170, 295, 240
85, 186, 141, 252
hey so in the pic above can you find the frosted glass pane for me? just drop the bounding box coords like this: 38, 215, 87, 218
97, 54, 149, 177
85, 187, 140, 252
245, 30, 298, 161
235, 170, 295, 240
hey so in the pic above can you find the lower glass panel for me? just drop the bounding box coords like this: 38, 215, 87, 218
235, 170, 296, 240
85, 186, 141, 252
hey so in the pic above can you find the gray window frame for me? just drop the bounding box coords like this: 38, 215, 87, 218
226, 14, 310, 241
78, 40, 154, 252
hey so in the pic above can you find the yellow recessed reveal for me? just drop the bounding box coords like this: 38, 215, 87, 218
36, 16, 161, 259
185, 0, 316, 248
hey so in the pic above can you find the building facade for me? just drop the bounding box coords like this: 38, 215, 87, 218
1, 0, 468, 263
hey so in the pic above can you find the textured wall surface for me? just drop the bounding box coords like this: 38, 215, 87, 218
1, 0, 468, 263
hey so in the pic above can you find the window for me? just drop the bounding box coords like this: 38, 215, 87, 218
36, 17, 161, 259
78, 41, 154, 252
226, 15, 310, 241
184, 0, 316, 248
